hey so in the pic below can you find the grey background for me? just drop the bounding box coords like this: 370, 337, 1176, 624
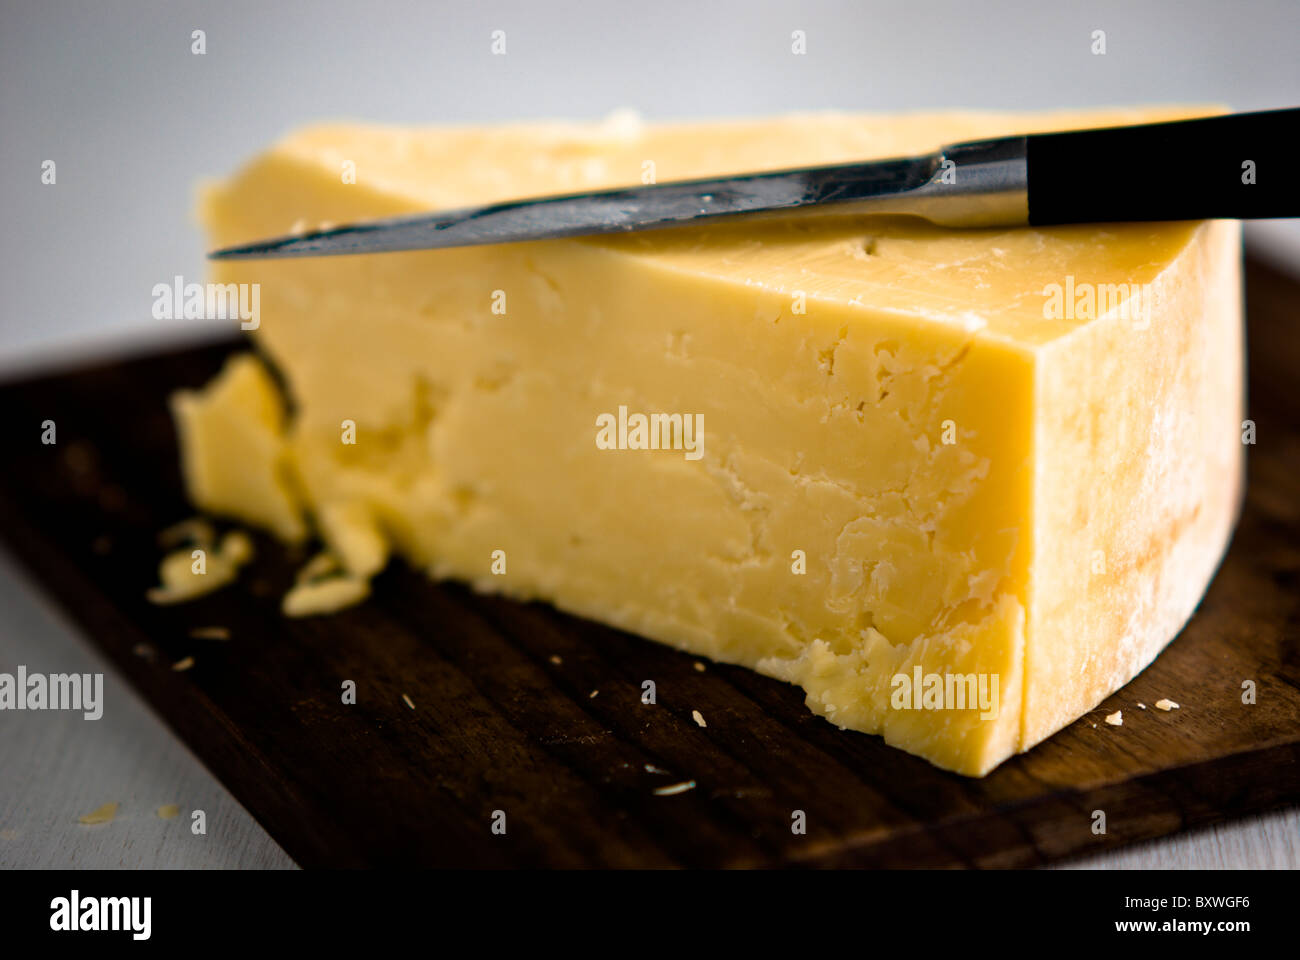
1, 0, 1297, 868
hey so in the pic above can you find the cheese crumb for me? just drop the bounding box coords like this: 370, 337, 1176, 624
295, 551, 341, 584
158, 517, 215, 549
190, 626, 230, 640
282, 574, 370, 617
693, 662, 706, 673
549, 654, 563, 665
172, 656, 195, 672
692, 709, 707, 728
1104, 710, 1122, 726
78, 802, 118, 825
147, 529, 255, 605
589, 689, 599, 698
1155, 698, 1180, 711
317, 501, 390, 578
156, 804, 180, 820
402, 693, 415, 710
653, 780, 696, 796
220, 530, 254, 564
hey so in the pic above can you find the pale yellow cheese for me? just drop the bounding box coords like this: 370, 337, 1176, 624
281, 549, 372, 617
78, 802, 119, 825
146, 529, 255, 605
282, 575, 371, 618
182, 109, 1242, 775
171, 354, 306, 541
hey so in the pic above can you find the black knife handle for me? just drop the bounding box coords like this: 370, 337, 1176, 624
1025, 107, 1299, 225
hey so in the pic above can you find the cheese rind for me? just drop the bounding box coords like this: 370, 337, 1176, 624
1026, 218, 1243, 751
184, 109, 1242, 775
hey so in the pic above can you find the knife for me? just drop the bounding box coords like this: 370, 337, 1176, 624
209, 107, 1298, 260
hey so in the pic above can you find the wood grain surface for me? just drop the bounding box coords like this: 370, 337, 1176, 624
0, 259, 1296, 869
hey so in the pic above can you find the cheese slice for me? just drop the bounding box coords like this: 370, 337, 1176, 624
184, 109, 1242, 775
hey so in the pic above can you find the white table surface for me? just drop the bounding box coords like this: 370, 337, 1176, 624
2, 0, 1297, 870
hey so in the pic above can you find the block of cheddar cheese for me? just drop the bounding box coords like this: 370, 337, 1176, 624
178, 108, 1243, 775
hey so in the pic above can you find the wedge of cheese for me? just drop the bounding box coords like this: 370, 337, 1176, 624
185, 108, 1242, 775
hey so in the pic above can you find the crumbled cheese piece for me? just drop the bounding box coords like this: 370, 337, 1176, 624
295, 550, 342, 584
147, 530, 254, 605
402, 694, 415, 710
589, 689, 599, 698
644, 764, 669, 774
692, 709, 707, 728
169, 354, 307, 541
158, 517, 216, 549
653, 780, 696, 796
156, 804, 180, 820
693, 662, 706, 673
221, 530, 254, 565
1155, 698, 1180, 711
1104, 710, 1123, 726
190, 626, 230, 640
281, 574, 370, 617
317, 501, 389, 578
281, 551, 371, 617
1137, 702, 1147, 709
78, 802, 118, 825
172, 656, 195, 672
549, 654, 563, 665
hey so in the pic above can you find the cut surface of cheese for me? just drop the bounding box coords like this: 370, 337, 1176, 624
171, 353, 306, 542
184, 109, 1243, 775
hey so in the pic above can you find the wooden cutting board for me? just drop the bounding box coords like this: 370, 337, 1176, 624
1, 259, 1297, 868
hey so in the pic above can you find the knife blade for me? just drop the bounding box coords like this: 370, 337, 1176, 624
209, 108, 1298, 261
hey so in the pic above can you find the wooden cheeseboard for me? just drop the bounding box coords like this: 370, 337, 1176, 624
0, 258, 1296, 868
